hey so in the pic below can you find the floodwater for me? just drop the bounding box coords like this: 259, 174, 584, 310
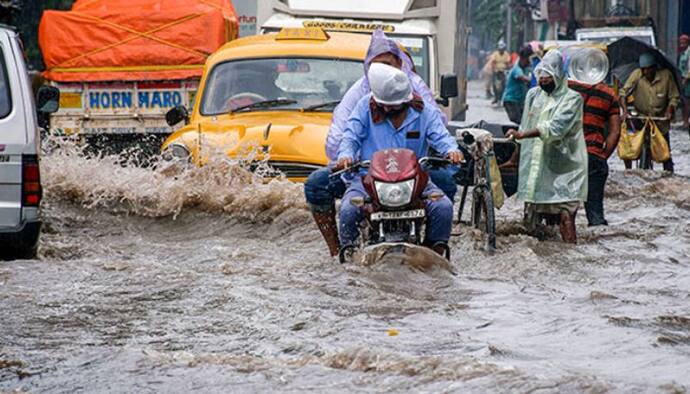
2, 82, 690, 393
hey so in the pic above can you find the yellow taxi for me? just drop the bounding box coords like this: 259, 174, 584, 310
161, 28, 371, 181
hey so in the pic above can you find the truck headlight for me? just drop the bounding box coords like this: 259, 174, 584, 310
162, 143, 190, 162
374, 179, 415, 207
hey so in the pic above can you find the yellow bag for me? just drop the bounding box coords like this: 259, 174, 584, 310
489, 155, 505, 209
617, 119, 645, 160
649, 120, 671, 162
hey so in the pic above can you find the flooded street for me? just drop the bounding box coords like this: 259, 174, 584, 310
2, 81, 690, 393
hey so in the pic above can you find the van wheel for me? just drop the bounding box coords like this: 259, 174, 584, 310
16, 244, 38, 260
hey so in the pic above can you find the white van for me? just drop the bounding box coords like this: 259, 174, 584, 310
0, 25, 59, 259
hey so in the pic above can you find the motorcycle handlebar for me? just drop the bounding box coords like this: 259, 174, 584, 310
330, 155, 460, 179
329, 160, 370, 178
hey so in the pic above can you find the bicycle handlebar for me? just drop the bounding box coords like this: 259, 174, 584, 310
419, 156, 454, 166
492, 137, 517, 144
626, 116, 668, 121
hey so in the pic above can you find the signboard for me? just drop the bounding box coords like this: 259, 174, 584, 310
303, 20, 395, 33
233, 0, 258, 37
50, 80, 198, 135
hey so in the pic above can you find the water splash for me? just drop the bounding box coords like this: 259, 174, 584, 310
40, 138, 307, 220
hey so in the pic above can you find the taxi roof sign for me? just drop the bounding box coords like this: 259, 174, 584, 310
276, 27, 330, 41
303, 20, 395, 33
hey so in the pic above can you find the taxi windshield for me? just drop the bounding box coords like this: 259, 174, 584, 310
201, 57, 363, 115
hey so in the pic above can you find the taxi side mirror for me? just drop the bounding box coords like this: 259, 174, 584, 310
166, 105, 189, 126
36, 86, 60, 114
438, 74, 458, 107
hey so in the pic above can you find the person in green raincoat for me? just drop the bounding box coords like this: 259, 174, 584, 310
505, 49, 588, 243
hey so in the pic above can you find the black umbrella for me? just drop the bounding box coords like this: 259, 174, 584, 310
607, 36, 682, 93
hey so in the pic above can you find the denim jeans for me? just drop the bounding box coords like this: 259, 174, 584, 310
304, 168, 347, 213
503, 101, 523, 124
339, 178, 453, 246
585, 154, 609, 226
304, 166, 458, 213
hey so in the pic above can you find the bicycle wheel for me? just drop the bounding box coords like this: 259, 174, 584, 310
638, 140, 653, 170
471, 185, 497, 252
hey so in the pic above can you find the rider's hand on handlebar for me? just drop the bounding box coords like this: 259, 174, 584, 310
448, 151, 464, 164
335, 157, 353, 170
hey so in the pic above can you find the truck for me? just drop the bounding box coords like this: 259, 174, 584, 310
576, 26, 656, 47
574, 15, 656, 47
38, 0, 238, 158
255, 0, 471, 121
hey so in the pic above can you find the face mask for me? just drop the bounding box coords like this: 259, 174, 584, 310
540, 81, 556, 94
382, 104, 407, 118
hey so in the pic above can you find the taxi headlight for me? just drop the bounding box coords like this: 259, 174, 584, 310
162, 143, 191, 162
374, 179, 415, 207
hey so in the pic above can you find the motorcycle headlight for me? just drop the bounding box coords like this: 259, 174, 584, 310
374, 179, 415, 207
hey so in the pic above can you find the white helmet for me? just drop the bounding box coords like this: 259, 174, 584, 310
367, 63, 413, 106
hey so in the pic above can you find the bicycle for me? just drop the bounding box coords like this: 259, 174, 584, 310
455, 128, 516, 253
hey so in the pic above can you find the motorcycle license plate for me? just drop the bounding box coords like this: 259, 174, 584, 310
370, 209, 425, 221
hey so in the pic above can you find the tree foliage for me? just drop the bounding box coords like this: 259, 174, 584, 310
9, 0, 75, 69
472, 0, 507, 47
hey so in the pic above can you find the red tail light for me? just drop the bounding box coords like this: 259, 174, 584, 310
22, 155, 42, 207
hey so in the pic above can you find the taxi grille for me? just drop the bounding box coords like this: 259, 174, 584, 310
253, 162, 323, 179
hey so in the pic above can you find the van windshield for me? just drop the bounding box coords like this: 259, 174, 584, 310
0, 47, 11, 119
201, 57, 363, 115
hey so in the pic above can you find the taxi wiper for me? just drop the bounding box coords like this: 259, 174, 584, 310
230, 99, 297, 113
302, 100, 341, 112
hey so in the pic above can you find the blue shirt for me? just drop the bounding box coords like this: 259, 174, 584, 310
337, 94, 458, 165
503, 63, 531, 103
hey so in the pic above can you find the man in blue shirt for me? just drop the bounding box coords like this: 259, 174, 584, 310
336, 64, 463, 255
502, 48, 532, 124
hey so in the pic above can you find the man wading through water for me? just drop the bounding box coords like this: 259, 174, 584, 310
568, 48, 621, 227
304, 30, 454, 256
506, 50, 588, 243
620, 53, 680, 174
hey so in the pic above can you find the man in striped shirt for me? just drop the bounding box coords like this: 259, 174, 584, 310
568, 80, 621, 226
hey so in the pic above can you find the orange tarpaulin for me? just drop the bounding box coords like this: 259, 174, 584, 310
39, 0, 238, 82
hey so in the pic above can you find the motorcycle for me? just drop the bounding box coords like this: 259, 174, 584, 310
330, 148, 452, 264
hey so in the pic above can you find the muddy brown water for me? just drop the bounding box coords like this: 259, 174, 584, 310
2, 124, 690, 392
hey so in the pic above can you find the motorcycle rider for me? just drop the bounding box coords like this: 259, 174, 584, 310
304, 30, 455, 257
336, 63, 463, 256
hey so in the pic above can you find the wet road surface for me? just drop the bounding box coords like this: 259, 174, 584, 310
1, 81, 690, 392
